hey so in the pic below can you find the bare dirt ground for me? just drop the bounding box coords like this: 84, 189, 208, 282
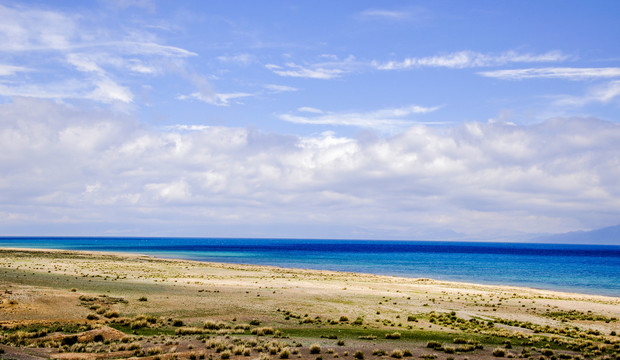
1, 248, 618, 360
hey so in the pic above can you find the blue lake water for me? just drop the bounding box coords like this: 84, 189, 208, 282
1, 237, 619, 297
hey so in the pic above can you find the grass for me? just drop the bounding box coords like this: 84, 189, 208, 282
279, 326, 502, 345
2, 249, 619, 360
108, 323, 176, 336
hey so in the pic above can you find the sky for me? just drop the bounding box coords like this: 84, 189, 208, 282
1, 1, 619, 241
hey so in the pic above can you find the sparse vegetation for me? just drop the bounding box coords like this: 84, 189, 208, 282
1, 248, 618, 360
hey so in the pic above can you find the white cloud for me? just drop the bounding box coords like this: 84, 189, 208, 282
110, 41, 196, 57
179, 91, 253, 106
264, 84, 298, 93
217, 53, 256, 66
166, 124, 212, 132
128, 59, 157, 74
67, 53, 105, 74
1, 98, 620, 239
0, 75, 133, 104
278, 105, 442, 131
0, 80, 87, 100
297, 107, 323, 114
478, 67, 620, 80
0, 4, 78, 52
554, 80, 620, 107
359, 9, 412, 20
266, 56, 360, 79
0, 64, 30, 76
90, 77, 134, 103
0, 3, 196, 106
374, 50, 567, 70
266, 63, 344, 79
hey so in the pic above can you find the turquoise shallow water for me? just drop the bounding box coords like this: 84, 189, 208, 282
1, 237, 619, 297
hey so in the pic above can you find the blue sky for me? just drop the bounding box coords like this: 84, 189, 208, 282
1, 1, 619, 241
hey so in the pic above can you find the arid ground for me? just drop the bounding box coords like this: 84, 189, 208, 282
1, 248, 618, 360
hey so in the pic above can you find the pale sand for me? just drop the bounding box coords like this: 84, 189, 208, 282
1, 247, 618, 334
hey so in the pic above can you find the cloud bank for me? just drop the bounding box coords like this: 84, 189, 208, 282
1, 98, 619, 239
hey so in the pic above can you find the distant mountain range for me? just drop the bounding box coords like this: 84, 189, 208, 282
531, 223, 620, 245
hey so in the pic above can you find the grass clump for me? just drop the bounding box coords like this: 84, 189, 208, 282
426, 341, 442, 350
279, 347, 290, 359
103, 310, 119, 318
353, 350, 364, 359
358, 335, 377, 340
385, 332, 401, 339
251, 327, 274, 336
309, 343, 321, 354
492, 347, 506, 357
390, 349, 403, 358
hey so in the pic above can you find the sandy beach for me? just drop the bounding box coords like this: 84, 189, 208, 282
1, 248, 619, 360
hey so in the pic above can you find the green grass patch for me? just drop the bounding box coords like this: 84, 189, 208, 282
108, 323, 176, 336
278, 326, 505, 346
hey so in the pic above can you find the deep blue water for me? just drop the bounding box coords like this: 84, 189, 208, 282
1, 237, 619, 297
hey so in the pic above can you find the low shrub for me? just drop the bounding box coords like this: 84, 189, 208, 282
492, 348, 506, 357
426, 341, 442, 349
61, 336, 78, 346
390, 349, 403, 358
310, 344, 321, 354
385, 332, 401, 339
103, 310, 119, 318
250, 327, 274, 336
279, 348, 290, 359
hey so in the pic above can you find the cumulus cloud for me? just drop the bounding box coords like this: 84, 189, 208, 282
374, 50, 567, 70
479, 67, 620, 80
3, 99, 618, 238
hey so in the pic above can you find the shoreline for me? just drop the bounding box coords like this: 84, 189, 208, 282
2, 246, 619, 360
2, 246, 619, 301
